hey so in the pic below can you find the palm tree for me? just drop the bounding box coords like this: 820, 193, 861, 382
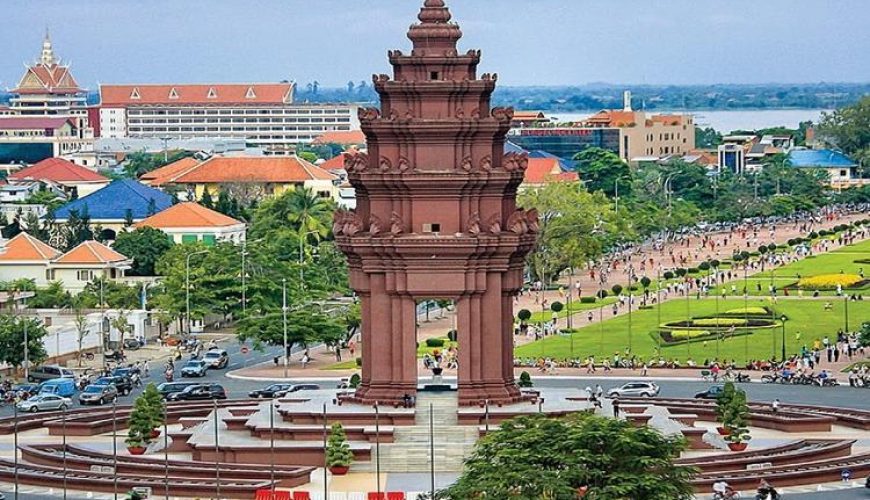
285, 187, 333, 238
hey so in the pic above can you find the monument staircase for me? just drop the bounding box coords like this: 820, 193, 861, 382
354, 393, 477, 473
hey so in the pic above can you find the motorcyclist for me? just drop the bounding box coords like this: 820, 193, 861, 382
712, 480, 739, 499
755, 479, 779, 499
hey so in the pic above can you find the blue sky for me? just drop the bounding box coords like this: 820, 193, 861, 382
2, 0, 868, 90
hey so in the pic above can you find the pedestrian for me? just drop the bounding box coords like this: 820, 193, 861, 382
772, 399, 780, 413
612, 395, 621, 418
301, 350, 311, 368
143, 360, 150, 378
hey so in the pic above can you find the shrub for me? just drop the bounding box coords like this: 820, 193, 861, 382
797, 274, 863, 290
692, 318, 749, 327
808, 231, 818, 239
579, 296, 597, 304
724, 307, 768, 315
640, 276, 652, 289
518, 371, 533, 388
663, 271, 675, 280
611, 284, 623, 295
426, 337, 445, 348
687, 267, 700, 274
355, 357, 362, 367
550, 301, 564, 313
349, 373, 361, 388
596, 289, 608, 299
698, 262, 710, 271
710, 259, 720, 268
628, 285, 639, 292
517, 309, 532, 322
675, 268, 687, 277
325, 423, 354, 468
447, 329, 458, 342
670, 330, 711, 340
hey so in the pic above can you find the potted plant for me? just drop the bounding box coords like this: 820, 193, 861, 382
124, 434, 146, 455
518, 371, 533, 388
724, 389, 751, 451
715, 382, 735, 435
326, 423, 353, 475
142, 383, 165, 438
126, 392, 157, 454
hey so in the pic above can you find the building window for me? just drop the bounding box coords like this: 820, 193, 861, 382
45, 269, 55, 281
77, 270, 92, 282
422, 223, 441, 233
317, 191, 331, 198
430, 71, 440, 80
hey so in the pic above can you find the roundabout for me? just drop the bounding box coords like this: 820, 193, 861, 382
1, 380, 869, 499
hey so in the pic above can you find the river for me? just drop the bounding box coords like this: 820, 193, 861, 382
548, 109, 831, 133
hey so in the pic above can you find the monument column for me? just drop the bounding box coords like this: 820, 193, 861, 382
335, 0, 538, 406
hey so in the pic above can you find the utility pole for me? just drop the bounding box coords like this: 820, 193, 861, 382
282, 278, 289, 378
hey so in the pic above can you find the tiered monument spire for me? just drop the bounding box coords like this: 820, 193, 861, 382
336, 0, 537, 406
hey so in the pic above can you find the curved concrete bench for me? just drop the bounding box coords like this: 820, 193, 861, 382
22, 444, 314, 488
678, 439, 855, 473
0, 458, 271, 497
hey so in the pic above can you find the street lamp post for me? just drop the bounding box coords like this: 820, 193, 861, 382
780, 315, 787, 362
282, 278, 289, 378
185, 250, 208, 336
241, 240, 247, 315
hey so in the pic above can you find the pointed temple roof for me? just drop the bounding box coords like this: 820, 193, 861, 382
0, 233, 61, 262
407, 0, 463, 54
13, 32, 82, 95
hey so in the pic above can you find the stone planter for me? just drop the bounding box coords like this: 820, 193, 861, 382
716, 426, 730, 436
727, 442, 747, 452
329, 466, 349, 476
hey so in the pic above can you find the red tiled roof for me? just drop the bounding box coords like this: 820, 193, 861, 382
140, 157, 201, 186
0, 117, 73, 130
54, 240, 128, 265
9, 158, 108, 183
167, 156, 336, 184
312, 130, 366, 146
134, 202, 242, 229
100, 84, 294, 106
584, 110, 638, 127
523, 158, 580, 185
0, 233, 61, 262
318, 152, 353, 172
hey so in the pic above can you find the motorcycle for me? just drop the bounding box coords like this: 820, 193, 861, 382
712, 481, 740, 499
755, 486, 780, 500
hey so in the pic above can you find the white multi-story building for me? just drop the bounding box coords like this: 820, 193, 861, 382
98, 83, 360, 149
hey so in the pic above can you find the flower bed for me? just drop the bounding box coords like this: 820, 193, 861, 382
692, 318, 749, 327
724, 306, 769, 316
660, 317, 778, 331
656, 329, 754, 346
797, 274, 866, 290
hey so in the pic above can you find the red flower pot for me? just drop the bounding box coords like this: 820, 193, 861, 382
717, 427, 730, 436
329, 466, 349, 476
150, 429, 161, 439
127, 446, 146, 455
727, 442, 747, 452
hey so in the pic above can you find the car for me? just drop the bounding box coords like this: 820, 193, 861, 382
202, 349, 229, 369
13, 383, 40, 398
695, 385, 725, 399
181, 360, 209, 377
122, 338, 143, 350
166, 384, 227, 401
606, 382, 660, 398
38, 378, 77, 397
248, 383, 293, 399
112, 367, 141, 387
95, 376, 133, 396
16, 394, 73, 413
866, 475, 869, 489
157, 381, 200, 399
78, 384, 119, 405
284, 384, 321, 393
27, 365, 74, 383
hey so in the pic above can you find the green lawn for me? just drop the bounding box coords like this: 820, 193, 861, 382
514, 297, 869, 365
524, 297, 618, 323
710, 239, 870, 297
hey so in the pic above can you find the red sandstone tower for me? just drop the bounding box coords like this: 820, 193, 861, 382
335, 0, 537, 406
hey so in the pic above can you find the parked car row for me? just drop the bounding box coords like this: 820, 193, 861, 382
247, 383, 320, 398
157, 382, 227, 401
12, 364, 145, 412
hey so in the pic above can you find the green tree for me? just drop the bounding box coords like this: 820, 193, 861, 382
0, 314, 48, 369
250, 187, 335, 240
25, 190, 65, 212
29, 281, 72, 309
59, 207, 94, 251
519, 182, 623, 284
444, 413, 694, 499
200, 187, 215, 209
114, 227, 174, 276
77, 277, 140, 310
818, 96, 870, 168
237, 308, 344, 357
695, 126, 722, 148
573, 147, 632, 197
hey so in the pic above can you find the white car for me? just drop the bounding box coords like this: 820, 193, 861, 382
16, 394, 73, 413
606, 382, 660, 398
